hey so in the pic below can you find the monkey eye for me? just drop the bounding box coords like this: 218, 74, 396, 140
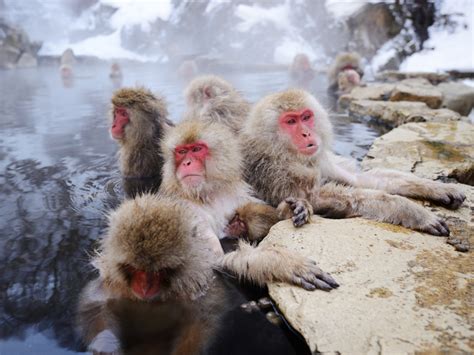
301, 111, 313, 121
286, 118, 296, 125
192, 146, 202, 153
177, 149, 187, 155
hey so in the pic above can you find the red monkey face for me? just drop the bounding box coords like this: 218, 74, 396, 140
278, 109, 318, 155
126, 265, 162, 300
174, 141, 209, 187
111, 107, 129, 140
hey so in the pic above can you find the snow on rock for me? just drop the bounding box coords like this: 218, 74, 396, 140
400, 0, 474, 72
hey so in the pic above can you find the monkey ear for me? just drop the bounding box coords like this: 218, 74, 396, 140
203, 87, 212, 99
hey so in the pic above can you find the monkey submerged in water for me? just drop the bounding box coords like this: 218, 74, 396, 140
109, 87, 174, 198
77, 195, 309, 355
184, 75, 251, 135
159, 118, 337, 291
240, 89, 465, 237
327, 52, 364, 95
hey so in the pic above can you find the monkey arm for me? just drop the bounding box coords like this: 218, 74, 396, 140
219, 240, 339, 291
323, 153, 465, 210
350, 168, 465, 210
76, 279, 122, 354
312, 182, 450, 236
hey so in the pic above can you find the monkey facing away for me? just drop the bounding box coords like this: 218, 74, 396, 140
77, 195, 309, 355
110, 87, 174, 198
159, 119, 337, 291
240, 89, 466, 237
184, 75, 251, 134
327, 52, 364, 94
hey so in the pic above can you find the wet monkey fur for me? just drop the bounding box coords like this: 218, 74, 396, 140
184, 75, 251, 134
327, 52, 364, 94
159, 119, 337, 291
240, 89, 465, 237
110, 87, 174, 198
76, 196, 302, 355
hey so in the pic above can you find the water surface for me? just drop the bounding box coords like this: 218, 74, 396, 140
0, 64, 383, 354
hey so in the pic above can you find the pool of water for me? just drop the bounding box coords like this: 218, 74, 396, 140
0, 64, 383, 353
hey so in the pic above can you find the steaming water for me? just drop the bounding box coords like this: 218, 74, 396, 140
0, 65, 382, 353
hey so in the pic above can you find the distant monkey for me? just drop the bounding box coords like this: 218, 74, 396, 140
184, 75, 251, 134
77, 195, 307, 354
241, 89, 466, 237
159, 119, 337, 291
59, 48, 76, 79
110, 87, 174, 198
337, 68, 361, 94
289, 53, 315, 88
109, 62, 123, 79
327, 52, 364, 94
178, 60, 198, 81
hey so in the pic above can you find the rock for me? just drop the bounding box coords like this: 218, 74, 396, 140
376, 70, 449, 84
262, 217, 473, 353
438, 82, 474, 116
390, 78, 443, 109
0, 21, 41, 69
362, 121, 474, 249
338, 83, 394, 108
0, 45, 20, 69
16, 52, 37, 68
349, 100, 460, 128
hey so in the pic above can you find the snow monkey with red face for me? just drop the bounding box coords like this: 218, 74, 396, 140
240, 89, 465, 237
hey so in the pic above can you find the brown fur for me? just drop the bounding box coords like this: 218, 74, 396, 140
241, 89, 463, 237
110, 87, 174, 198
159, 119, 338, 291
327, 52, 364, 92
184, 75, 250, 134
77, 195, 226, 354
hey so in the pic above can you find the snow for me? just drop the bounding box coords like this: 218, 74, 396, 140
400, 0, 474, 72
102, 0, 172, 31
325, 0, 367, 19
235, 1, 291, 32
41, 30, 155, 61
273, 36, 320, 64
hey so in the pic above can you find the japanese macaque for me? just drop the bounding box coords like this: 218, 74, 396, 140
59, 48, 76, 79
327, 52, 364, 94
240, 89, 466, 237
109, 62, 122, 79
159, 119, 337, 291
289, 53, 315, 88
110, 87, 174, 198
77, 196, 217, 354
77, 195, 305, 355
177, 59, 198, 81
184, 75, 251, 134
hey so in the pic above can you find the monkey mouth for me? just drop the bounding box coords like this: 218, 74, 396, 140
300, 143, 318, 155
182, 174, 205, 187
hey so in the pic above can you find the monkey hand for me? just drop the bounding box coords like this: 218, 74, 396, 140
225, 214, 248, 239
287, 258, 339, 291
426, 183, 466, 210
278, 197, 313, 227
89, 329, 122, 355
400, 205, 450, 237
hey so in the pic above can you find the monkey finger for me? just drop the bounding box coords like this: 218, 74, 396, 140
438, 219, 450, 236
293, 204, 305, 215
292, 214, 308, 227
292, 276, 317, 291
305, 265, 340, 288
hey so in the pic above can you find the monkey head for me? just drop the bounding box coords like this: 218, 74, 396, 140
109, 87, 169, 143
185, 75, 235, 109
337, 69, 361, 94
94, 195, 214, 302
243, 89, 333, 160
291, 53, 311, 71
161, 120, 242, 200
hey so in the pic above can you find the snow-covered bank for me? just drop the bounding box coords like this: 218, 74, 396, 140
400, 0, 474, 72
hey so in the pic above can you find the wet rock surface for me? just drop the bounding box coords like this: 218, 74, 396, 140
348, 100, 460, 128
262, 217, 473, 353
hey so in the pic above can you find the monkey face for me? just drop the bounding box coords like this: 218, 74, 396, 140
278, 108, 318, 156
174, 141, 209, 188
95, 195, 213, 302
111, 107, 129, 140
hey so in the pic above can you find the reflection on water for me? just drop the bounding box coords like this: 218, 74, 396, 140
0, 64, 383, 353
